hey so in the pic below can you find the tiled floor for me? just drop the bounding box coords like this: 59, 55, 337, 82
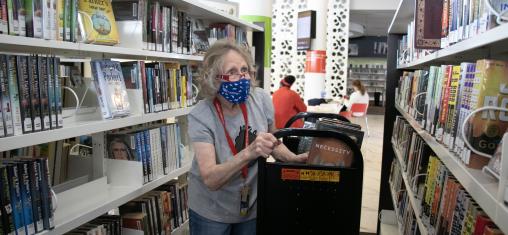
350, 114, 385, 233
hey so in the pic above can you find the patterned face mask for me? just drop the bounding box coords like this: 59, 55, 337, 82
218, 78, 251, 104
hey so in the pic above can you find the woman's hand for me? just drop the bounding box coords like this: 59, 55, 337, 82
246, 132, 280, 159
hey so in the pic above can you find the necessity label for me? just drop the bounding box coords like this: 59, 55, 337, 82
281, 168, 340, 182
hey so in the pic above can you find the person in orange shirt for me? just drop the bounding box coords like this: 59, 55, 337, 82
272, 75, 307, 129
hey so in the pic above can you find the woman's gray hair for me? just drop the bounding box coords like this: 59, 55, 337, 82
198, 39, 258, 99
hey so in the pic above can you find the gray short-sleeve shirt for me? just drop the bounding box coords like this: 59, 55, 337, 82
187, 87, 274, 223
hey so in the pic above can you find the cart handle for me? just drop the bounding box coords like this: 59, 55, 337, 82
266, 128, 364, 169
284, 112, 350, 128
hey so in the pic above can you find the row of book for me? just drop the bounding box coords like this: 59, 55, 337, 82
397, 0, 508, 65
66, 215, 121, 235
389, 162, 423, 235
0, 0, 119, 45
0, 54, 63, 138
106, 122, 184, 184
119, 178, 189, 234
112, 0, 248, 56
392, 117, 505, 235
91, 59, 195, 119
395, 59, 508, 169
0, 157, 54, 235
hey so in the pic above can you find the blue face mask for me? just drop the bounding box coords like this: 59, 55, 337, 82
218, 78, 250, 104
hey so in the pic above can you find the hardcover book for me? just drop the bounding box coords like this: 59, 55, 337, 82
306, 137, 354, 167
16, 56, 33, 133
27, 56, 42, 131
467, 59, 508, 169
414, 0, 444, 49
90, 60, 130, 119
78, 0, 119, 45
0, 55, 14, 136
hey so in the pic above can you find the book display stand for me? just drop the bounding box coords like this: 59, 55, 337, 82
257, 128, 364, 235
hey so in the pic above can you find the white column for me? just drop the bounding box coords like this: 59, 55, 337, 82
303, 0, 328, 102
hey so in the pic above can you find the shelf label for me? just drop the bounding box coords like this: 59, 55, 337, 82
281, 168, 340, 182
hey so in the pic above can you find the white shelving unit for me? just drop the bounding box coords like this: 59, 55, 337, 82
38, 165, 191, 235
391, 140, 429, 235
0, 107, 193, 152
0, 0, 265, 234
395, 105, 508, 233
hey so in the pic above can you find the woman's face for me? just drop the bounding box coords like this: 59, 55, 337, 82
112, 142, 129, 160
220, 50, 251, 82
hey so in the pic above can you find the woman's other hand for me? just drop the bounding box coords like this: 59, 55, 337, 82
247, 132, 280, 159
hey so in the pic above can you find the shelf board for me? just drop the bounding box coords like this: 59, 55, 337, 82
40, 164, 191, 235
395, 105, 508, 234
380, 221, 400, 235
165, 0, 263, 32
0, 34, 204, 61
0, 106, 194, 152
388, 0, 415, 34
391, 141, 429, 235
397, 23, 508, 69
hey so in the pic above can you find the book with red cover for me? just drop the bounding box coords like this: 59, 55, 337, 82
473, 212, 494, 235
306, 138, 354, 167
414, 0, 444, 49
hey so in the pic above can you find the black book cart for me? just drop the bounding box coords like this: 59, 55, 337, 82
257, 128, 364, 235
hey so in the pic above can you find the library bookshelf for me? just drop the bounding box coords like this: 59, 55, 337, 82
379, 0, 508, 234
0, 0, 265, 234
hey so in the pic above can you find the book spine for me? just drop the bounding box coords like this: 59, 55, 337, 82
69, 0, 76, 42
38, 56, 50, 130
139, 61, 149, 113
24, 0, 34, 37
56, 0, 63, 40
0, 0, 8, 34
6, 56, 22, 136
16, 0, 25, 36
136, 132, 148, 183
48, 0, 55, 39
16, 56, 34, 133
41, 0, 50, 39
7, 164, 26, 235
160, 126, 168, 174
7, 0, 18, 35
38, 158, 53, 229
26, 161, 43, 232
0, 55, 13, 137
144, 130, 152, 181
17, 162, 35, 234
0, 167, 15, 235
28, 56, 42, 131
46, 56, 55, 129
146, 67, 154, 113
51, 57, 62, 128
63, 0, 69, 41
155, 129, 163, 177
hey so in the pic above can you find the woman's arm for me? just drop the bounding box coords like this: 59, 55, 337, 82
194, 142, 254, 191
194, 132, 280, 191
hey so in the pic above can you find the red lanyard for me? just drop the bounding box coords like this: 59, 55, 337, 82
213, 98, 249, 179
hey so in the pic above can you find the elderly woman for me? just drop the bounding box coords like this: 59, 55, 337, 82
187, 40, 307, 234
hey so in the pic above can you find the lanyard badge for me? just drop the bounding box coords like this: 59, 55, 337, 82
213, 98, 251, 216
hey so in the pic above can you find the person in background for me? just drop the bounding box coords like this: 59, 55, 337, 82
187, 40, 307, 235
342, 80, 370, 112
272, 75, 308, 128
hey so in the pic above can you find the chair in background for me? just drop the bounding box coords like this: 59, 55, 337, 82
339, 103, 370, 136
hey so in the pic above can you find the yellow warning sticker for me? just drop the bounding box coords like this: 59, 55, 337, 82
281, 168, 340, 182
